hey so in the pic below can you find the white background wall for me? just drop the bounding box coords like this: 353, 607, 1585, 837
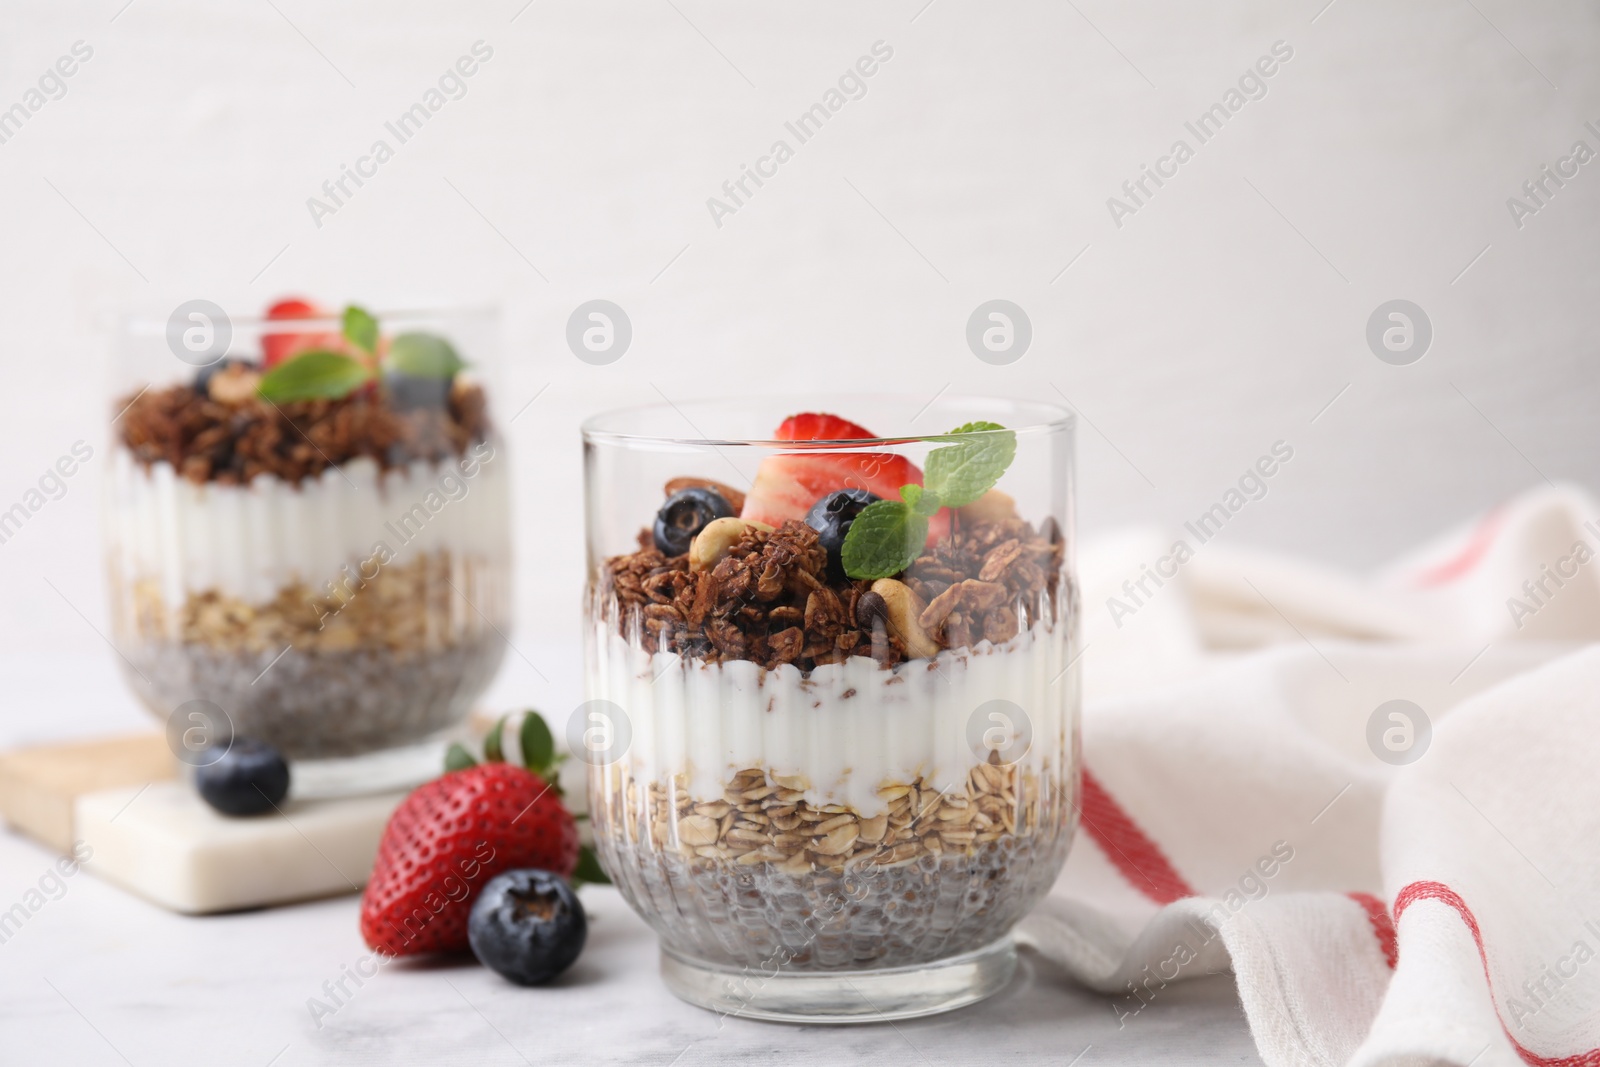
1, 0, 1596, 735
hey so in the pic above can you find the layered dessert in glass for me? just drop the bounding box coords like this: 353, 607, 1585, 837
106, 300, 509, 793
582, 397, 1079, 1021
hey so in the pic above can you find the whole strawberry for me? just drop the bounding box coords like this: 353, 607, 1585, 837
359, 711, 586, 957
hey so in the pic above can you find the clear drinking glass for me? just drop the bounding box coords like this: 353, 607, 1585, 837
105, 303, 510, 796
581, 395, 1079, 1021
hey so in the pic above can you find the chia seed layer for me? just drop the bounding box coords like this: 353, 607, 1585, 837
122, 633, 504, 759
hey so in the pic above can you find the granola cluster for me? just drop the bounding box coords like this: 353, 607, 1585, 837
901, 515, 1061, 651
601, 510, 1062, 670
116, 380, 490, 486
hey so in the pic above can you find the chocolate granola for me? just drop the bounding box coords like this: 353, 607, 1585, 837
600, 510, 1063, 670
115, 378, 491, 486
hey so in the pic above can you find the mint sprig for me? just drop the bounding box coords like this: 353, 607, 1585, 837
387, 331, 465, 378
840, 495, 928, 580
840, 421, 1017, 580
343, 304, 379, 355
256, 349, 374, 402
923, 420, 1015, 507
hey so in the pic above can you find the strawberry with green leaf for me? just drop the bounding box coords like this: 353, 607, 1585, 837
359, 710, 601, 958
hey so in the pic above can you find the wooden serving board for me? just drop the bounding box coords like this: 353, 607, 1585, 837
0, 733, 174, 853
0, 734, 404, 914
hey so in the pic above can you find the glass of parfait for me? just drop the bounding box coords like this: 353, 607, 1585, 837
580, 396, 1079, 1022
105, 299, 510, 796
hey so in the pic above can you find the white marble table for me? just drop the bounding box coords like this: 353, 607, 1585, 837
0, 826, 1260, 1066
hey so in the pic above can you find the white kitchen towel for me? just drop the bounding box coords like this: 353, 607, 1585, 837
1022, 484, 1600, 1067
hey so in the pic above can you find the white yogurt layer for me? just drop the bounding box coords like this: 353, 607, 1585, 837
587, 622, 1075, 817
105, 442, 510, 607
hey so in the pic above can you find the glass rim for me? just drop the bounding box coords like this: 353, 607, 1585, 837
581, 394, 1075, 448
119, 303, 499, 336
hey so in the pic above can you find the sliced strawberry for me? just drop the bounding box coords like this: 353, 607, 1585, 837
744, 411, 951, 542
740, 451, 918, 528
262, 297, 340, 368
773, 412, 875, 442
267, 297, 320, 319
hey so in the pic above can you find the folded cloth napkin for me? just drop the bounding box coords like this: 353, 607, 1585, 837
1021, 484, 1600, 1067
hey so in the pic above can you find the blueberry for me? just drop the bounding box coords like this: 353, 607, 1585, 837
652, 487, 733, 556
804, 489, 880, 580
195, 737, 290, 816
385, 372, 452, 411
468, 869, 587, 985
192, 357, 257, 395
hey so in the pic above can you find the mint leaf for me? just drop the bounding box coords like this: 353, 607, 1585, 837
840, 420, 1016, 578
923, 421, 1016, 507
256, 350, 374, 402
520, 710, 555, 777
444, 742, 477, 772
902, 484, 942, 518
387, 331, 464, 378
841, 498, 928, 580
343, 305, 378, 355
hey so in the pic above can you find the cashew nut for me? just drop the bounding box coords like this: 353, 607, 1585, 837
689, 516, 772, 571
869, 578, 941, 659
957, 488, 1018, 525
207, 365, 262, 405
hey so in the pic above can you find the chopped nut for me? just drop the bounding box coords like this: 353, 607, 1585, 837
206, 365, 261, 405
958, 489, 1018, 524
870, 579, 941, 659
690, 517, 768, 572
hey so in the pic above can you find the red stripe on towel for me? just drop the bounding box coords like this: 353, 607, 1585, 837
1395, 881, 1600, 1067
1412, 506, 1503, 588
1347, 891, 1397, 969
1079, 768, 1197, 905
